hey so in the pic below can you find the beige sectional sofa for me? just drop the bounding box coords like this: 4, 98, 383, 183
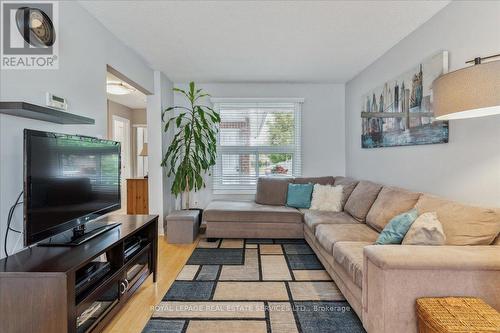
203, 176, 500, 333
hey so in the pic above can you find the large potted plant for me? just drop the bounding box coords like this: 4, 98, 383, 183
161, 82, 220, 210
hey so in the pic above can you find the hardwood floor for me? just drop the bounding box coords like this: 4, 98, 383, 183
103, 236, 197, 333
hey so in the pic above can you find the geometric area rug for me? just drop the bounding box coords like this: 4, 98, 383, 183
143, 238, 366, 333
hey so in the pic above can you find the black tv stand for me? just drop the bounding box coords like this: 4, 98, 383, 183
38, 221, 121, 247
0, 215, 158, 333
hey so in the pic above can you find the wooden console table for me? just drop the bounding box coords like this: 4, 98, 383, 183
0, 215, 158, 333
127, 178, 149, 214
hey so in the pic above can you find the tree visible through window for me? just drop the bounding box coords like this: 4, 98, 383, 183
268, 112, 294, 166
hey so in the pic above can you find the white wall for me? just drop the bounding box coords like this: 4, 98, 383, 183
0, 2, 154, 257
345, 1, 500, 207
147, 71, 174, 234
172, 83, 346, 208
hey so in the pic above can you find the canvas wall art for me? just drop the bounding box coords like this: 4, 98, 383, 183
361, 51, 449, 148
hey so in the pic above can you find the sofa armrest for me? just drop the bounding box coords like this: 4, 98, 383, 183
362, 245, 500, 333
364, 245, 500, 271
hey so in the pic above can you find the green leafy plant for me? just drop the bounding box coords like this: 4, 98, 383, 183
161, 82, 220, 208
268, 113, 294, 164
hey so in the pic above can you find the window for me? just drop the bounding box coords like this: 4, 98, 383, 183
212, 98, 303, 194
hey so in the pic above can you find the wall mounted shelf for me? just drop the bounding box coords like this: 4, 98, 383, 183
0, 101, 95, 125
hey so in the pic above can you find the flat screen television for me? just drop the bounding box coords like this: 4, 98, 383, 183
24, 129, 121, 246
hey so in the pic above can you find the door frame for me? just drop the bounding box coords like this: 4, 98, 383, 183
112, 114, 132, 180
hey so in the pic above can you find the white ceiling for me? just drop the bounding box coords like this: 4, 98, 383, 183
82, 0, 449, 83
106, 72, 147, 109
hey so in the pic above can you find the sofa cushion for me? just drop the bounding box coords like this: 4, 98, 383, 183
334, 242, 371, 288
203, 200, 302, 224
303, 210, 359, 231
366, 186, 421, 232
333, 177, 359, 208
310, 184, 343, 212
255, 177, 293, 206
294, 176, 335, 185
415, 194, 500, 245
344, 181, 383, 222
286, 183, 314, 209
375, 208, 418, 245
315, 224, 379, 254
402, 212, 446, 245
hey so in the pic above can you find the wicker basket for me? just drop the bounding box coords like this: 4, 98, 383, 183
416, 297, 500, 333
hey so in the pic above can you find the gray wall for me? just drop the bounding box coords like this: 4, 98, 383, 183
172, 82, 346, 208
0, 2, 154, 257
131, 108, 147, 125
345, 1, 500, 206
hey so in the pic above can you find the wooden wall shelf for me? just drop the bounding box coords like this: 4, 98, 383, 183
0, 101, 95, 124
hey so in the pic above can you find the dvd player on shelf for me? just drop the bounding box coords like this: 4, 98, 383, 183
76, 262, 111, 297
124, 237, 148, 261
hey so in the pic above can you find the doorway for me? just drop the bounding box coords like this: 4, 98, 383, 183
106, 66, 150, 214
112, 114, 131, 181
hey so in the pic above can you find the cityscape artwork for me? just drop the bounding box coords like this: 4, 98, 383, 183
361, 51, 449, 148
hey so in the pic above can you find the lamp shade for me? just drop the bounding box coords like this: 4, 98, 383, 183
433, 60, 500, 120
139, 143, 148, 157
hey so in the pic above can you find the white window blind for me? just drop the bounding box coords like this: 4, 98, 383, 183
211, 98, 303, 194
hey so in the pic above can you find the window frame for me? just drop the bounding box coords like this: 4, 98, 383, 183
211, 97, 304, 195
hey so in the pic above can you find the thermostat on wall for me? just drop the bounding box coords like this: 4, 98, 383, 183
46, 93, 68, 111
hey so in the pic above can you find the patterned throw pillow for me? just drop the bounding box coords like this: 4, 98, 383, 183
286, 183, 314, 209
402, 212, 446, 245
310, 184, 343, 212
375, 208, 418, 245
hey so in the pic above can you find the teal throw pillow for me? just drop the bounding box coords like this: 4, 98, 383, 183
286, 183, 314, 209
375, 208, 419, 245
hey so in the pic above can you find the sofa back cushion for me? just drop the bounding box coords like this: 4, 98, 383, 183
294, 176, 335, 185
333, 177, 359, 208
366, 186, 421, 232
255, 177, 293, 206
344, 181, 383, 222
415, 194, 500, 245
